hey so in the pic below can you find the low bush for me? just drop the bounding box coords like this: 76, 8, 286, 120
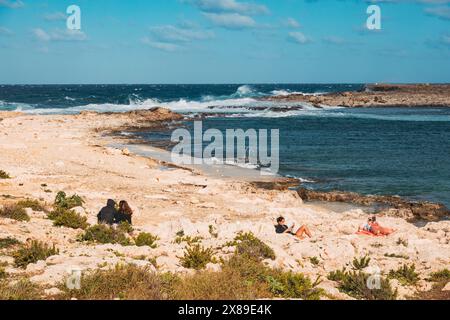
0, 204, 30, 222
0, 237, 21, 249
428, 269, 450, 283
388, 264, 420, 286
338, 271, 397, 300
227, 232, 275, 261
174, 235, 203, 245
117, 221, 133, 234
81, 224, 131, 246
0, 170, 10, 179
327, 268, 347, 282
16, 199, 46, 212
59, 264, 170, 300
48, 208, 88, 230
54, 191, 84, 210
0, 279, 42, 300
352, 255, 371, 270
267, 272, 323, 300
0, 266, 6, 279
135, 232, 159, 248
310, 256, 320, 266
180, 244, 215, 270
13, 240, 59, 268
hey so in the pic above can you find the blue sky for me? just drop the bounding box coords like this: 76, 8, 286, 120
0, 0, 449, 84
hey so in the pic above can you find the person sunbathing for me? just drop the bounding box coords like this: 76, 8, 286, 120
358, 216, 394, 236
275, 216, 312, 240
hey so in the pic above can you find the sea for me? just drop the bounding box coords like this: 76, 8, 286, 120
1, 84, 449, 207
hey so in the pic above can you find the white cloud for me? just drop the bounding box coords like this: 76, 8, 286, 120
141, 37, 181, 52
44, 12, 67, 21
150, 25, 214, 42
285, 18, 301, 28
0, 0, 24, 9
424, 6, 450, 19
183, 0, 269, 15
32, 28, 87, 42
0, 27, 13, 35
288, 31, 311, 44
203, 12, 256, 29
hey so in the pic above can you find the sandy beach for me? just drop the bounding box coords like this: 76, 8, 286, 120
0, 109, 449, 300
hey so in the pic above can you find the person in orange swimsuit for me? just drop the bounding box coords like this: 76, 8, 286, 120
368, 216, 395, 236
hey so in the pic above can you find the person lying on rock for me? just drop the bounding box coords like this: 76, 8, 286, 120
115, 200, 133, 224
97, 199, 117, 225
275, 216, 312, 240
358, 216, 394, 236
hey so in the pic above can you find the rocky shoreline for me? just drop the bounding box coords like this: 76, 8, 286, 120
0, 108, 449, 300
262, 84, 450, 108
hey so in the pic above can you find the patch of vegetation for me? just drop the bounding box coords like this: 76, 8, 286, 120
16, 199, 46, 212
384, 253, 409, 260
0, 279, 42, 300
352, 256, 371, 270
266, 272, 323, 300
327, 268, 347, 282
0, 237, 21, 249
0, 266, 6, 279
209, 225, 218, 238
226, 232, 275, 261
396, 238, 408, 247
135, 232, 159, 248
180, 244, 215, 270
309, 256, 320, 266
370, 243, 383, 248
58, 264, 171, 300
336, 271, 397, 300
428, 269, 450, 283
117, 221, 133, 234
0, 170, 11, 179
175, 230, 184, 237
13, 240, 59, 268
48, 208, 88, 230
0, 204, 30, 222
54, 191, 84, 210
388, 264, 420, 286
174, 235, 203, 245
80, 224, 131, 246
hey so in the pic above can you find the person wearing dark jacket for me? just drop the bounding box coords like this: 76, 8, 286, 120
97, 199, 117, 225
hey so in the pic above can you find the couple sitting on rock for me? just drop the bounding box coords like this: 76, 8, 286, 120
275, 216, 312, 240
97, 199, 133, 225
358, 216, 394, 236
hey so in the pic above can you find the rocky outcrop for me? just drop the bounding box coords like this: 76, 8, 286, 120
297, 188, 449, 222
263, 84, 450, 108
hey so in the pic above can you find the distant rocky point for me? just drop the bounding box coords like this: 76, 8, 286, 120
263, 83, 450, 108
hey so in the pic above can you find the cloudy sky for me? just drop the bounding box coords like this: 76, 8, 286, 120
0, 0, 449, 84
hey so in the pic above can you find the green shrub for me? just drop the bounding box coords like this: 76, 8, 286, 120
58, 264, 169, 300
16, 199, 46, 212
228, 232, 275, 261
174, 235, 203, 245
0, 279, 42, 300
49, 208, 88, 230
337, 271, 397, 300
327, 268, 347, 282
352, 256, 371, 270
310, 256, 320, 266
0, 170, 10, 179
135, 232, 159, 248
388, 264, 420, 286
13, 240, 59, 268
428, 269, 450, 283
54, 191, 84, 209
117, 221, 133, 234
0, 237, 21, 249
0, 204, 30, 222
81, 224, 131, 246
267, 272, 323, 300
180, 244, 215, 270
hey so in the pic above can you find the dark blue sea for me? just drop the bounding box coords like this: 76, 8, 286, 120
1, 84, 449, 207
